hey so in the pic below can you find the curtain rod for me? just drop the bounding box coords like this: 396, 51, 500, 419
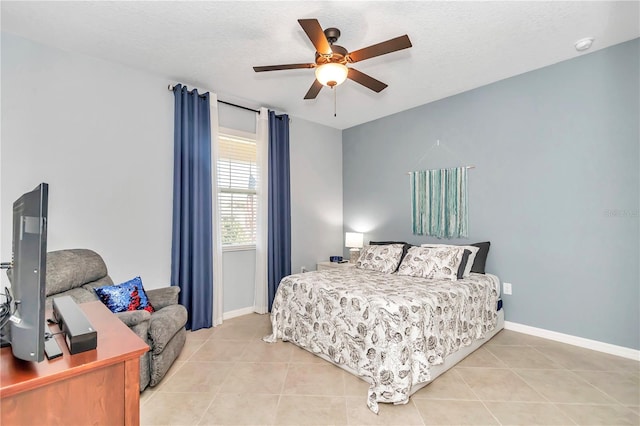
168, 84, 259, 114
406, 166, 475, 175
218, 99, 259, 114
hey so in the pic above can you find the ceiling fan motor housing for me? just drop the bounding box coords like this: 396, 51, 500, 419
324, 27, 341, 44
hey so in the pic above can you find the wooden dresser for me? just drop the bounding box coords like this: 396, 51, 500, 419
1, 300, 149, 425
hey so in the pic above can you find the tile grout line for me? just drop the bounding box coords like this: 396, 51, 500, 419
274, 355, 294, 424
410, 398, 427, 426
487, 343, 564, 370
502, 342, 619, 410
563, 367, 640, 409
563, 370, 637, 409
452, 367, 504, 426
140, 388, 159, 408
343, 365, 351, 426
472, 342, 582, 425
273, 393, 283, 426
517, 354, 626, 407
454, 342, 510, 425
476, 345, 509, 368
344, 394, 351, 426
193, 383, 222, 426
177, 339, 206, 364
508, 353, 579, 426
205, 316, 278, 424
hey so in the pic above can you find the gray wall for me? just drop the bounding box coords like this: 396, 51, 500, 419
222, 249, 255, 313
290, 117, 343, 274
343, 39, 639, 350
1, 32, 174, 289
1, 33, 344, 317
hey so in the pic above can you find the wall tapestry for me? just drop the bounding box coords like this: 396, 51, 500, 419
410, 167, 468, 238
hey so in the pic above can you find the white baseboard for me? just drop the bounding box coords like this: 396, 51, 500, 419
504, 321, 639, 361
219, 310, 639, 360
222, 306, 255, 320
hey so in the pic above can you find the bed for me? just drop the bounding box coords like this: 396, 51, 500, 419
264, 243, 503, 413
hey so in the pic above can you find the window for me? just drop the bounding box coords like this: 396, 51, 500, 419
217, 129, 258, 248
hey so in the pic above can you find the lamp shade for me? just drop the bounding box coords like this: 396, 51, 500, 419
315, 63, 348, 87
345, 232, 363, 248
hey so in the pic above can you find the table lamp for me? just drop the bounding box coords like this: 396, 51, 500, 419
345, 232, 364, 263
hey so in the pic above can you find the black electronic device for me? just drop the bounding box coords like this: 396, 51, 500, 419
44, 334, 63, 360
0, 183, 49, 362
52, 296, 97, 354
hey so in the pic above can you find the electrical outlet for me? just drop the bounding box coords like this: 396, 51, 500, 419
503, 282, 512, 295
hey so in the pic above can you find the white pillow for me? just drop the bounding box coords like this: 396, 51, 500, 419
397, 246, 465, 281
356, 244, 404, 274
421, 244, 479, 277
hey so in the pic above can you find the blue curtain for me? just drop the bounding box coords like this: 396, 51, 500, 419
267, 111, 291, 311
171, 84, 213, 330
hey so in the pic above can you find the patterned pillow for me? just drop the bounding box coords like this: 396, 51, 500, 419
397, 246, 466, 281
94, 276, 155, 313
420, 244, 480, 277
369, 241, 413, 272
355, 244, 404, 274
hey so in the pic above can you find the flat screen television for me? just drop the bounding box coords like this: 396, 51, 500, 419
0, 183, 48, 362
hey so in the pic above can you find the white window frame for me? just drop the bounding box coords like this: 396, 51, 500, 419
217, 126, 258, 252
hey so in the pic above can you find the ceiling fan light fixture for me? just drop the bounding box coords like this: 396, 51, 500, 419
315, 63, 348, 87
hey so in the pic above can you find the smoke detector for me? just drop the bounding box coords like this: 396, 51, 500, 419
575, 37, 595, 52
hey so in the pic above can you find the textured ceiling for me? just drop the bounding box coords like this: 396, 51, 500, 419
2, 1, 639, 130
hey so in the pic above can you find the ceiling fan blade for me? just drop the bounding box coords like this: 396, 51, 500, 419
298, 19, 332, 56
347, 68, 388, 93
253, 63, 315, 72
347, 35, 412, 63
304, 79, 323, 99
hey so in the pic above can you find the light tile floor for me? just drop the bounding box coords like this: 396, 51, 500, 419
140, 314, 640, 425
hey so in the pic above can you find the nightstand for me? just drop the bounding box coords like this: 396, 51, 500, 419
316, 261, 356, 271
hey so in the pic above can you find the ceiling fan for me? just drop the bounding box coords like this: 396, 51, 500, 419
253, 19, 412, 100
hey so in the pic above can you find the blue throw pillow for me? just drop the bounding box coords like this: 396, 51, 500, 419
94, 276, 155, 313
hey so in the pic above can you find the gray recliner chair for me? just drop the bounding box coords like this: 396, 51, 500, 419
42, 249, 187, 390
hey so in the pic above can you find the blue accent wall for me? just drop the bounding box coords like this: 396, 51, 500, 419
343, 39, 639, 350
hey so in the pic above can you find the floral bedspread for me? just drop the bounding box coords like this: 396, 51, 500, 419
264, 268, 499, 413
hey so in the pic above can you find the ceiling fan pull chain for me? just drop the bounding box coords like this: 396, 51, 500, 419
334, 87, 337, 117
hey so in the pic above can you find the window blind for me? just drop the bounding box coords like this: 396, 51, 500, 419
217, 134, 258, 246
